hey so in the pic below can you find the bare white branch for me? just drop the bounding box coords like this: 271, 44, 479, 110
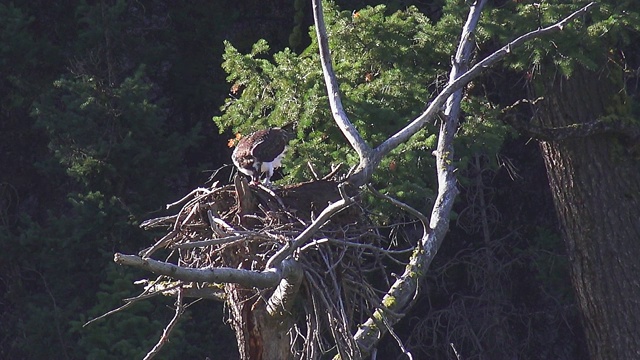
349, 1, 596, 355
311, 0, 373, 163
351, 0, 477, 354
165, 187, 213, 209
311, 1, 597, 186
114, 253, 281, 288
111, 3, 598, 359
266, 259, 304, 318
377, 2, 597, 156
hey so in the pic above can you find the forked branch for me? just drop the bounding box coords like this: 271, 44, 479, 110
109, 2, 599, 359
311, 0, 597, 357
374, 1, 596, 161
351, 0, 487, 354
312, 0, 597, 186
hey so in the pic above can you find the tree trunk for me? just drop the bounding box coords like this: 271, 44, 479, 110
223, 178, 297, 360
226, 283, 294, 360
534, 67, 640, 359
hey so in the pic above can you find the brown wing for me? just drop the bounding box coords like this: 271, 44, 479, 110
232, 134, 256, 169
250, 128, 288, 162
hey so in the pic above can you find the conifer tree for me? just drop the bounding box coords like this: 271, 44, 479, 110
126, 1, 596, 358
490, 1, 640, 358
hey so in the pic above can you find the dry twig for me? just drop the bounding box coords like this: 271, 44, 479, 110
143, 287, 185, 360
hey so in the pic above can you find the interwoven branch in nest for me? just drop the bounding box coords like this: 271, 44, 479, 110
114, 176, 408, 359
134, 178, 372, 273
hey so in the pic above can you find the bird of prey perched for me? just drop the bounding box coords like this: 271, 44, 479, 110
231, 128, 289, 185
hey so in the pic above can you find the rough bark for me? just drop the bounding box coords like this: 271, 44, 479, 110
310, 0, 596, 357
226, 284, 295, 360
225, 180, 299, 360
111, 3, 598, 359
534, 67, 640, 359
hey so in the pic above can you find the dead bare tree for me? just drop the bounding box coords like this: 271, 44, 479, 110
94, 1, 597, 359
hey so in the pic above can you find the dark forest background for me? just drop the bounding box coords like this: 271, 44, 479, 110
1, 0, 635, 359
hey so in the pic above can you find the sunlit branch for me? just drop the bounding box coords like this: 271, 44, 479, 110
375, 2, 597, 158
114, 253, 281, 288
311, 0, 373, 163
310, 0, 597, 186
265, 184, 355, 269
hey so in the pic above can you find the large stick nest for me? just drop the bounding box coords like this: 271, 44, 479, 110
140, 177, 376, 268
139, 176, 408, 358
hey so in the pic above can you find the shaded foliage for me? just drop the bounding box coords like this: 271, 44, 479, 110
214, 3, 512, 220
2, 0, 637, 359
0, 0, 292, 358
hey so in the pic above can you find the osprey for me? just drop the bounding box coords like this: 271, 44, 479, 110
232, 128, 289, 185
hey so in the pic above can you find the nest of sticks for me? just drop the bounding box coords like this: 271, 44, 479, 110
137, 175, 413, 357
